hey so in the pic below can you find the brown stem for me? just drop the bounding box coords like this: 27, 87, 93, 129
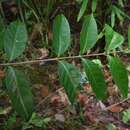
0, 52, 105, 67
0, 50, 126, 67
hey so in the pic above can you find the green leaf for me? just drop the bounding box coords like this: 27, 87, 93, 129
111, 11, 115, 28
108, 56, 128, 97
82, 59, 107, 100
0, 25, 5, 50
113, 5, 130, 20
105, 24, 124, 52
92, 0, 97, 13
80, 14, 98, 54
53, 14, 71, 57
128, 25, 130, 49
58, 61, 82, 104
77, 0, 88, 22
5, 67, 34, 120
4, 21, 27, 61
107, 123, 116, 130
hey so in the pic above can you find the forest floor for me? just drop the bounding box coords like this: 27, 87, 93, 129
1, 54, 130, 130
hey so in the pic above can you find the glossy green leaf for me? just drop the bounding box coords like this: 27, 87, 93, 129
80, 14, 98, 54
92, 0, 97, 12
58, 61, 82, 104
53, 14, 71, 57
4, 21, 27, 61
128, 25, 130, 49
108, 56, 128, 97
105, 24, 124, 52
5, 67, 34, 120
82, 59, 107, 100
77, 0, 88, 22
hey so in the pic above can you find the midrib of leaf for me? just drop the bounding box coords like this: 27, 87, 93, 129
109, 34, 123, 50
60, 62, 76, 89
82, 15, 92, 53
108, 33, 117, 50
58, 17, 63, 57
10, 68, 29, 118
9, 25, 19, 61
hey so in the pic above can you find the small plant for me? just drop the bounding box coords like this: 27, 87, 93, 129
0, 0, 129, 122
22, 113, 51, 130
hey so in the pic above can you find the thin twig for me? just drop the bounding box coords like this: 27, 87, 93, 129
0, 52, 105, 66
0, 50, 127, 67
104, 97, 130, 111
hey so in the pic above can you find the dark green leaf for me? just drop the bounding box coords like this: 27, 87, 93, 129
105, 24, 124, 52
58, 61, 82, 104
53, 14, 71, 57
80, 14, 98, 54
82, 59, 107, 100
5, 67, 34, 120
4, 21, 27, 61
0, 26, 5, 50
108, 56, 128, 97
77, 0, 88, 22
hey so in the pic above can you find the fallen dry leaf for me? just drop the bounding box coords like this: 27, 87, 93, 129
108, 105, 123, 113
0, 70, 5, 78
50, 95, 61, 106
78, 93, 88, 106
33, 84, 50, 98
40, 85, 50, 98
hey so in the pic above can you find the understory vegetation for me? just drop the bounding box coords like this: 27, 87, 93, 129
0, 0, 130, 129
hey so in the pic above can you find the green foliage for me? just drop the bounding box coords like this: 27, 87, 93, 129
4, 112, 17, 129
82, 59, 107, 100
22, 113, 51, 130
122, 109, 130, 123
80, 14, 98, 54
128, 25, 130, 49
106, 123, 116, 130
111, 5, 130, 25
58, 61, 82, 104
5, 67, 34, 120
111, 10, 115, 28
108, 56, 128, 97
77, 0, 88, 22
91, 0, 97, 13
53, 14, 71, 57
0, 25, 5, 50
4, 21, 27, 61
105, 24, 124, 52
0, 0, 129, 122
